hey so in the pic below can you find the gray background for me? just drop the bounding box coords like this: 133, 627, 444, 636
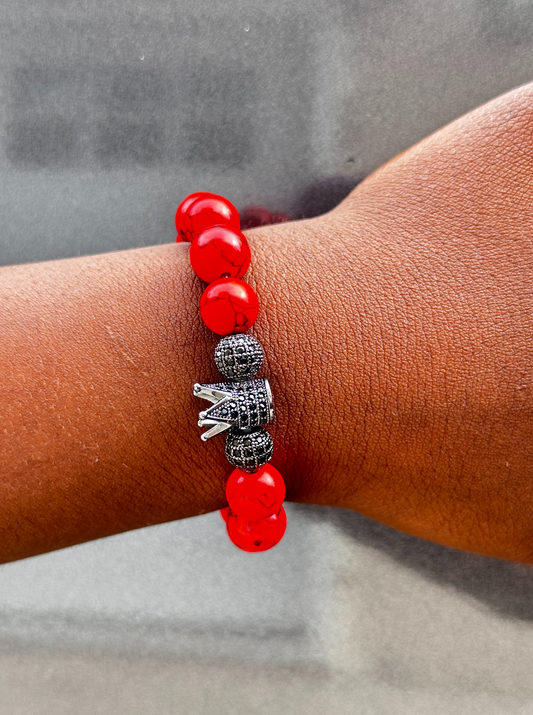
1, 0, 533, 713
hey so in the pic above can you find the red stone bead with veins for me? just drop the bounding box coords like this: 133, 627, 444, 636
176, 193, 240, 242
199, 278, 259, 335
226, 507, 287, 552
190, 226, 251, 284
175, 192, 217, 241
220, 507, 231, 523
226, 465, 286, 521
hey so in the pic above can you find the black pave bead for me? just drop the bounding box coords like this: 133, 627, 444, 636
214, 334, 263, 381
225, 427, 274, 472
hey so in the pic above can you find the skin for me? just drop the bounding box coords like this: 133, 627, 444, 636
1, 82, 533, 564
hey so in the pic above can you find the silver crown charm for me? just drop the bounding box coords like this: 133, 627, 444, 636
193, 378, 274, 442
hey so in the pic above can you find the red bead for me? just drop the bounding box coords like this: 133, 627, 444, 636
190, 226, 251, 283
240, 206, 291, 230
176, 193, 240, 242
226, 465, 285, 521
240, 206, 273, 230
177, 192, 213, 218
199, 278, 259, 335
269, 212, 291, 225
220, 507, 230, 522
175, 192, 216, 242
226, 507, 287, 552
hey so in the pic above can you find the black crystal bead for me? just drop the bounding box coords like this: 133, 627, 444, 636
214, 334, 263, 381
225, 427, 274, 472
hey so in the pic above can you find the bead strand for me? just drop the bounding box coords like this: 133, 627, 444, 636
176, 192, 287, 552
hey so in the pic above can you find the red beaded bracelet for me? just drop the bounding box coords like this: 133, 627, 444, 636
175, 192, 286, 552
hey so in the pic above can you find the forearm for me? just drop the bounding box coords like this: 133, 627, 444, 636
0, 244, 229, 561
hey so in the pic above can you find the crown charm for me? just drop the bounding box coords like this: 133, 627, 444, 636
193, 378, 274, 442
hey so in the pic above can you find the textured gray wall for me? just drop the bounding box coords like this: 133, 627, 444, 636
2, 0, 533, 713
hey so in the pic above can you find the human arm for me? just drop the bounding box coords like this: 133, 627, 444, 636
1, 82, 533, 563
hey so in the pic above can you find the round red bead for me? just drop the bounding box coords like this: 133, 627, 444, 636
175, 192, 217, 242
220, 507, 231, 522
199, 278, 259, 335
176, 193, 240, 242
240, 206, 273, 230
226, 465, 285, 521
190, 226, 251, 284
269, 211, 291, 225
240, 206, 291, 230
226, 507, 287, 552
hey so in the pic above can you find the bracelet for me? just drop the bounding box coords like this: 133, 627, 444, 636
175, 192, 286, 552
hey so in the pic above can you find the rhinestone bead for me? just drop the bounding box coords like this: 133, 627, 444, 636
214, 334, 263, 381
225, 427, 273, 472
